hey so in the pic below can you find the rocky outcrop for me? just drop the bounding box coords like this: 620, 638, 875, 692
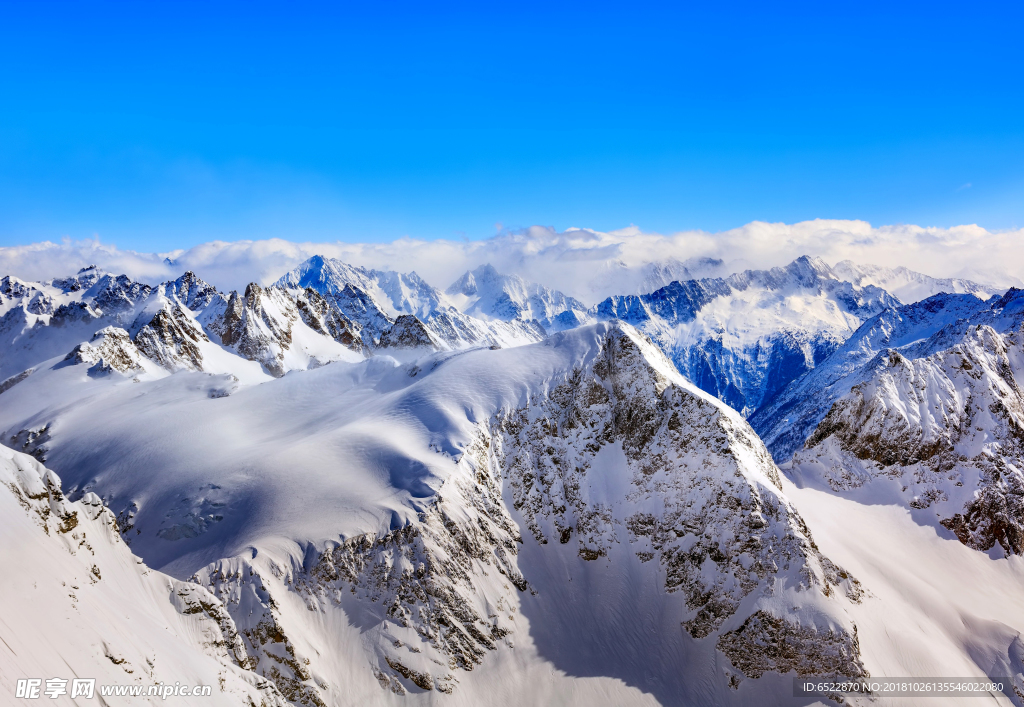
133, 301, 209, 372
63, 326, 143, 374
378, 314, 442, 351
294, 287, 362, 354
717, 610, 865, 679
209, 283, 296, 377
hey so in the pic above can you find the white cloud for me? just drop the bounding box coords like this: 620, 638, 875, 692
2, 220, 1022, 304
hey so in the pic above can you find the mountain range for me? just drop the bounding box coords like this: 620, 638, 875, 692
1, 254, 1021, 706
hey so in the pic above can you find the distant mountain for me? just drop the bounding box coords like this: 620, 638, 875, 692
595, 255, 898, 417
445, 263, 591, 332
782, 287, 1024, 558
277, 255, 547, 350
832, 260, 997, 304
750, 290, 1004, 462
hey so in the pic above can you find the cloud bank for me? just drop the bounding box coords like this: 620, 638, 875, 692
2, 220, 1021, 304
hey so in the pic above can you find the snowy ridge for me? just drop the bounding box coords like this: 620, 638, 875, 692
833, 260, 998, 305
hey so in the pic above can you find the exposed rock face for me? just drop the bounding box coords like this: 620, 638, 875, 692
211, 284, 296, 377
326, 283, 394, 348
89, 274, 154, 316
794, 321, 1024, 556
716, 610, 865, 679
0, 367, 33, 396
492, 325, 865, 673
133, 302, 208, 372
378, 314, 442, 350
64, 326, 143, 374
294, 287, 362, 354
50, 300, 102, 326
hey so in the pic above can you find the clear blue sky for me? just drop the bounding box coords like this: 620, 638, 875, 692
1, 1, 1022, 250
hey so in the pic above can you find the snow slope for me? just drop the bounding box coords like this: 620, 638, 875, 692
0, 445, 292, 706
782, 477, 1024, 706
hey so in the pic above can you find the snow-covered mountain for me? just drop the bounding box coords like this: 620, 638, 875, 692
594, 255, 898, 417
445, 263, 591, 332
751, 290, 1011, 462
751, 287, 1024, 561
0, 266, 368, 385
276, 255, 546, 350
0, 320, 878, 704
833, 260, 998, 304
5, 256, 1024, 706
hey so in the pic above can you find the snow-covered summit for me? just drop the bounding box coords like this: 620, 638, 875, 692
445, 263, 591, 331
276, 254, 444, 319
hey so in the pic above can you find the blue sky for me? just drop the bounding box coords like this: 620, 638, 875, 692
1, 1, 1022, 251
